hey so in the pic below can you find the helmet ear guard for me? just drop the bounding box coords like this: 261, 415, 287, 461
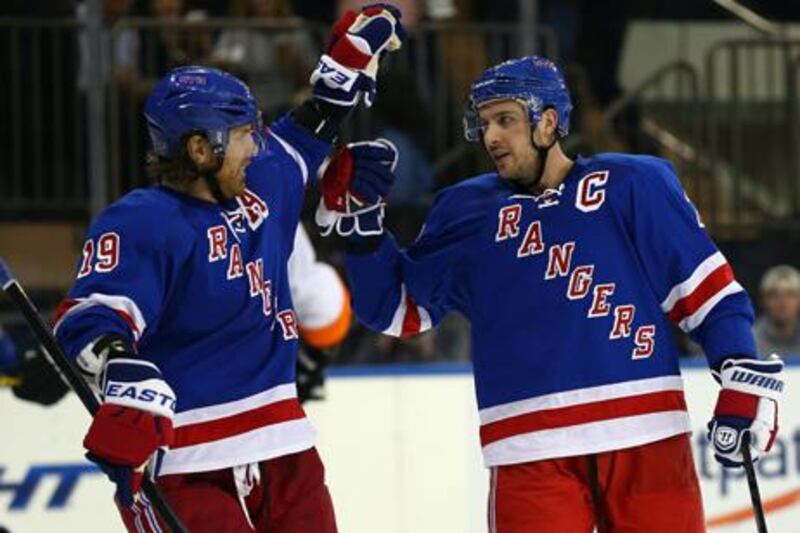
463, 106, 482, 143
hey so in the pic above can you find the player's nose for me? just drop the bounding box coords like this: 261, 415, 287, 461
483, 122, 501, 149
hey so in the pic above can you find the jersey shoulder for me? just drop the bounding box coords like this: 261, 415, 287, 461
587, 152, 678, 187
432, 173, 507, 214
89, 187, 195, 255
583, 152, 683, 202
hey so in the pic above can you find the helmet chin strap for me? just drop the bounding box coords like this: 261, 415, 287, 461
528, 123, 558, 190
200, 149, 227, 204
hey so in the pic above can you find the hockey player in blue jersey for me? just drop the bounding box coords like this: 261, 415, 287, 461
317, 56, 786, 532
53, 4, 404, 532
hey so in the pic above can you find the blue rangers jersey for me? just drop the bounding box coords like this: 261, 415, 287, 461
347, 153, 757, 467
54, 115, 330, 476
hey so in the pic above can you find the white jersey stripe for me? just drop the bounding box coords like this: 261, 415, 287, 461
481, 410, 690, 467
270, 131, 309, 185
661, 252, 727, 313
173, 383, 297, 426
418, 306, 433, 333
159, 418, 316, 476
383, 285, 409, 337
382, 284, 433, 337
677, 280, 744, 332
54, 293, 147, 341
478, 375, 684, 425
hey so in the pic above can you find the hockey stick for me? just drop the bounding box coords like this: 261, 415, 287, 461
742, 433, 768, 533
0, 259, 187, 533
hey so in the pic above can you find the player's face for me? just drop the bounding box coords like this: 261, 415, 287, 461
216, 123, 258, 199
479, 100, 538, 185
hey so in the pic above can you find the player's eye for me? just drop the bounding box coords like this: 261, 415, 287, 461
498, 115, 517, 127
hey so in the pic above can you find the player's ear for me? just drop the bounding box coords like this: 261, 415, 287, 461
542, 108, 559, 136
185, 134, 213, 168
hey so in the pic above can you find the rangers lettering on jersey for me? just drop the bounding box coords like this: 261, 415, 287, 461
494, 179, 657, 358
345, 153, 756, 469
55, 114, 332, 477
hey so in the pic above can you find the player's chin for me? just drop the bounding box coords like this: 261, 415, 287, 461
225, 178, 247, 199
496, 167, 520, 182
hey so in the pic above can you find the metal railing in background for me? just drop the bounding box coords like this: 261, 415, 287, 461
712, 0, 786, 38
704, 39, 800, 234
601, 61, 713, 219
0, 16, 557, 217
8, 13, 800, 242
0, 18, 88, 218
602, 36, 800, 237
107, 18, 558, 200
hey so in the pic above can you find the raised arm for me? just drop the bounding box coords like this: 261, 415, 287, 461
315, 140, 482, 337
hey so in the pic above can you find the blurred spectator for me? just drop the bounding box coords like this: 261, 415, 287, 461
754, 265, 800, 357
212, 0, 318, 118
139, 0, 205, 73
434, 0, 487, 105
76, 0, 141, 90
373, 70, 434, 208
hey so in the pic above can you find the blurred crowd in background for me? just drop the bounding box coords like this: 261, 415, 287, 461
2, 0, 800, 367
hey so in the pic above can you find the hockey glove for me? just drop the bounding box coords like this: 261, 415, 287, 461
310, 3, 405, 108
12, 348, 70, 406
296, 343, 331, 403
316, 138, 398, 237
83, 358, 175, 507
707, 356, 784, 468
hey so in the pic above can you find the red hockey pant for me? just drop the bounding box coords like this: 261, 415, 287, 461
118, 447, 337, 532
488, 433, 705, 533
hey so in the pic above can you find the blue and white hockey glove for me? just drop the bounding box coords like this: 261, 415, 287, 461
83, 357, 175, 507
707, 356, 784, 468
310, 3, 405, 108
316, 138, 397, 237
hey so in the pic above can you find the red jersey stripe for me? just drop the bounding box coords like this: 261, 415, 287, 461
54, 299, 79, 324
667, 263, 734, 323
400, 294, 422, 338
479, 390, 687, 446
54, 297, 141, 335
172, 398, 306, 448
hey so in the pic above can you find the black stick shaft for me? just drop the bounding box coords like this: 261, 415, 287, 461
1, 277, 188, 533
742, 435, 768, 533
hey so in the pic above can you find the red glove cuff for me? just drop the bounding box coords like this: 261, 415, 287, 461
330, 37, 373, 71
84, 404, 174, 467
328, 10, 358, 48
322, 146, 355, 211
714, 388, 759, 419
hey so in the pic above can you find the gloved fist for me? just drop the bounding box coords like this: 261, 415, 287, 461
83, 358, 175, 507
707, 356, 784, 468
12, 348, 70, 406
316, 138, 398, 237
296, 343, 330, 403
310, 3, 405, 107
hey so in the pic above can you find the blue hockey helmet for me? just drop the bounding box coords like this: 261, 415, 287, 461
144, 66, 263, 159
463, 56, 572, 142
